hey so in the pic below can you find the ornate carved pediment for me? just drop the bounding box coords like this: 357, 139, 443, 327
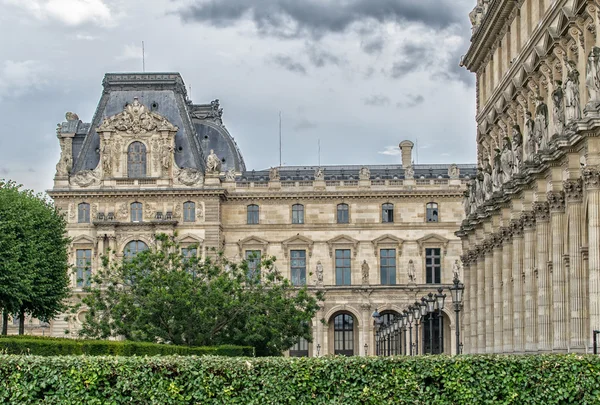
70, 169, 100, 187
416, 234, 450, 255
178, 234, 204, 245
326, 235, 359, 257
237, 236, 269, 257
371, 234, 405, 256
72, 235, 95, 245
98, 98, 177, 134
282, 235, 314, 257
175, 167, 204, 186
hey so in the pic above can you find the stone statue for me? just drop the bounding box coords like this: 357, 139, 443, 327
492, 148, 502, 192
524, 111, 536, 161
475, 169, 485, 207
463, 189, 470, 217
483, 161, 493, 200
564, 59, 582, 123
161, 141, 173, 171
225, 168, 236, 182
586, 47, 600, 103
500, 137, 514, 184
361, 260, 369, 284
196, 204, 204, 222
452, 260, 461, 281
118, 203, 128, 220
314, 167, 325, 181
534, 97, 549, 150
359, 167, 370, 180
70, 169, 99, 187
206, 149, 221, 173
101, 144, 112, 176
552, 81, 565, 137
177, 168, 203, 186
407, 259, 416, 282
269, 167, 280, 181
512, 125, 523, 175
405, 166, 415, 180
448, 164, 460, 179
316, 261, 324, 285
469, 180, 477, 214
55, 138, 73, 177
65, 112, 79, 121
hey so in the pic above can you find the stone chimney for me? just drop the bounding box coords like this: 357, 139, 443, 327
399, 140, 414, 168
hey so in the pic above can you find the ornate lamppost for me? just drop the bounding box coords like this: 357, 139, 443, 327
400, 314, 407, 356
449, 276, 465, 355
372, 309, 383, 355
413, 301, 422, 355
426, 292, 436, 354
435, 288, 446, 354
393, 319, 399, 355
420, 298, 428, 354
405, 308, 414, 356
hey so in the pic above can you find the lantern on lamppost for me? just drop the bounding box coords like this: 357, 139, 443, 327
449, 276, 465, 355
405, 307, 414, 356
426, 292, 436, 354
413, 301, 422, 355
435, 288, 446, 354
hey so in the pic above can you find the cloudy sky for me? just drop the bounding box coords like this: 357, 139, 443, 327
0, 0, 477, 192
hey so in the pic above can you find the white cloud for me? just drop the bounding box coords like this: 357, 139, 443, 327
75, 33, 99, 40
378, 146, 401, 156
116, 43, 143, 61
0, 60, 49, 100
3, 0, 113, 27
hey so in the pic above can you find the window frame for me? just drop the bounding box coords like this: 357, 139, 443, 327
292, 204, 305, 224
130, 202, 143, 223
247, 204, 259, 225
123, 240, 148, 261
333, 313, 354, 356
289, 336, 309, 357
382, 203, 394, 223
337, 203, 349, 224
335, 249, 352, 286
379, 249, 397, 285
290, 249, 307, 286
127, 141, 147, 178
425, 247, 442, 284
245, 250, 261, 280
78, 203, 90, 223
426, 202, 439, 223
75, 249, 92, 287
183, 201, 196, 223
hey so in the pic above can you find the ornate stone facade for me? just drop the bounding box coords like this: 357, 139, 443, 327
459, 0, 600, 354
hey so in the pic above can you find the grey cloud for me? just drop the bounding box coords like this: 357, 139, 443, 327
0, 168, 10, 175
363, 95, 390, 107
396, 94, 424, 108
177, 0, 464, 39
270, 55, 307, 74
361, 37, 385, 54
306, 43, 341, 67
293, 118, 318, 131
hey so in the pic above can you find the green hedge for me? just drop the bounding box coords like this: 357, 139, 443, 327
0, 336, 253, 357
1, 355, 600, 404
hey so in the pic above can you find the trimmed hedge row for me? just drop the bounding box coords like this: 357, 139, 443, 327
0, 336, 253, 357
1, 355, 600, 404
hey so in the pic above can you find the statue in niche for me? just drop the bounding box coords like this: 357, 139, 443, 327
359, 166, 370, 180
314, 167, 325, 181
452, 260, 461, 281
552, 81, 565, 137
469, 180, 477, 214
483, 161, 493, 200
534, 97, 549, 150
586, 47, 600, 103
500, 137, 514, 184
524, 111, 536, 161
361, 260, 369, 284
161, 141, 173, 171
564, 59, 582, 123
511, 125, 523, 175
405, 165, 415, 180
463, 188, 470, 217
315, 261, 324, 285
206, 149, 222, 173
492, 148, 502, 192
407, 259, 416, 283
475, 169, 485, 207
225, 168, 236, 182
101, 144, 112, 176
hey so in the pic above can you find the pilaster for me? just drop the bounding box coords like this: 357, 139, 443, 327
533, 201, 551, 352
584, 167, 600, 342
548, 190, 568, 352
492, 233, 503, 353
501, 226, 513, 353
521, 210, 538, 352
511, 218, 525, 353
484, 238, 494, 353
477, 245, 487, 352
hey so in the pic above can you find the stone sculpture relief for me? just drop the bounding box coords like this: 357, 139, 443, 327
359, 167, 371, 180
361, 260, 369, 284
70, 169, 100, 187
161, 141, 174, 172
206, 149, 222, 173
586, 47, 600, 103
55, 138, 73, 177
500, 137, 514, 184
469, 180, 477, 215
483, 162, 493, 199
448, 164, 460, 179
524, 111, 536, 161
407, 259, 416, 283
463, 189, 471, 217
552, 81, 565, 137
196, 203, 204, 222
452, 259, 461, 281
314, 167, 325, 181
492, 149, 502, 192
98, 98, 177, 134
511, 125, 523, 175
535, 97, 549, 150
118, 203, 128, 220
315, 261, 324, 285
269, 167, 280, 181
177, 168, 203, 186
225, 168, 236, 182
405, 166, 415, 180
564, 59, 582, 123
475, 169, 485, 206
101, 144, 112, 176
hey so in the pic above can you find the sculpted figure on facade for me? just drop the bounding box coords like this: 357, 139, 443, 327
98, 97, 176, 134
564, 59, 582, 123
452, 259, 461, 281
205, 149, 222, 173
269, 167, 280, 181
469, 180, 477, 214
483, 161, 493, 200
361, 260, 369, 284
524, 111, 536, 161
407, 259, 416, 283
463, 188, 471, 217
314, 167, 325, 181
101, 143, 112, 176
315, 261, 324, 285
359, 166, 370, 180
511, 125, 523, 175
475, 169, 485, 206
552, 81, 565, 137
177, 168, 203, 186
404, 165, 415, 180
448, 164, 460, 179
500, 137, 514, 184
535, 97, 549, 150
161, 141, 173, 172
586, 47, 600, 103
55, 139, 73, 177
70, 169, 99, 187
225, 168, 236, 182
118, 203, 128, 220
492, 148, 502, 192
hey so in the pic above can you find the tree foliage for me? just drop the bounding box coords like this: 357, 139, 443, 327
0, 179, 71, 333
79, 234, 323, 356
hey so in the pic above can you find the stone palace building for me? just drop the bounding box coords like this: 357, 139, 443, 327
460, 0, 600, 353
2, 72, 476, 355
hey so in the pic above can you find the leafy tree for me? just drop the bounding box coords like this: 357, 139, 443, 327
79, 234, 324, 356
0, 180, 71, 334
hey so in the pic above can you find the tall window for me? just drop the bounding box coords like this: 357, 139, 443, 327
130, 202, 143, 222
334, 314, 354, 356
337, 203, 349, 224
380, 249, 396, 285
382, 203, 394, 223
425, 248, 442, 284
182, 247, 198, 277
78, 203, 90, 223
127, 141, 146, 178
123, 240, 148, 260
245, 250, 261, 280
292, 204, 304, 224
247, 204, 259, 225
335, 249, 351, 286
426, 202, 439, 222
290, 250, 306, 286
423, 315, 444, 354
183, 202, 196, 222
380, 311, 398, 327
76, 249, 92, 287
289, 336, 309, 357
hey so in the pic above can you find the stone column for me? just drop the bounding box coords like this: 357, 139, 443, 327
521, 211, 538, 352
492, 234, 503, 353
501, 226, 513, 353
484, 240, 494, 353
469, 249, 479, 353
584, 168, 600, 342
564, 179, 586, 351
460, 253, 471, 353
477, 247, 486, 352
548, 191, 568, 352
511, 219, 525, 353
534, 201, 552, 352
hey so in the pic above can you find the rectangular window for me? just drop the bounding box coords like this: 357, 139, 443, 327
78, 203, 90, 223
76, 249, 92, 287
247, 205, 259, 225
290, 250, 306, 286
245, 250, 261, 280
182, 247, 198, 277
337, 204, 349, 224
289, 336, 309, 357
183, 202, 196, 222
425, 248, 441, 284
292, 205, 304, 224
335, 249, 351, 286
382, 204, 394, 223
380, 249, 396, 285
131, 203, 143, 222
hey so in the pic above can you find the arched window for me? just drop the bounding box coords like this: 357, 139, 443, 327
247, 204, 259, 225
78, 203, 90, 223
382, 203, 394, 223
423, 313, 444, 354
334, 313, 354, 356
183, 202, 196, 222
123, 240, 148, 260
380, 311, 398, 327
426, 202, 439, 222
127, 142, 146, 178
337, 203, 349, 224
292, 204, 304, 224
130, 202, 143, 222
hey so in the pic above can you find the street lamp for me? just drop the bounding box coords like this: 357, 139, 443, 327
364, 343, 369, 356
316, 344, 321, 357
449, 277, 465, 355
406, 308, 414, 356
420, 298, 428, 354
401, 314, 407, 356
413, 301, 422, 355
435, 288, 446, 354
372, 309, 383, 355
393, 319, 399, 355
426, 292, 435, 354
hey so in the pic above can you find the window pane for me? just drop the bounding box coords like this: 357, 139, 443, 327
380, 249, 396, 285
337, 204, 349, 224
76, 249, 92, 287
335, 249, 351, 285
78, 203, 90, 223
246, 250, 261, 279
291, 250, 306, 286
127, 142, 147, 178
183, 202, 195, 222
247, 205, 259, 224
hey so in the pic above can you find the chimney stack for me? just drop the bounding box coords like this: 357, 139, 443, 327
399, 140, 414, 168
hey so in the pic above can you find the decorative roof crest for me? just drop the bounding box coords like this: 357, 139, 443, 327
97, 98, 178, 134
